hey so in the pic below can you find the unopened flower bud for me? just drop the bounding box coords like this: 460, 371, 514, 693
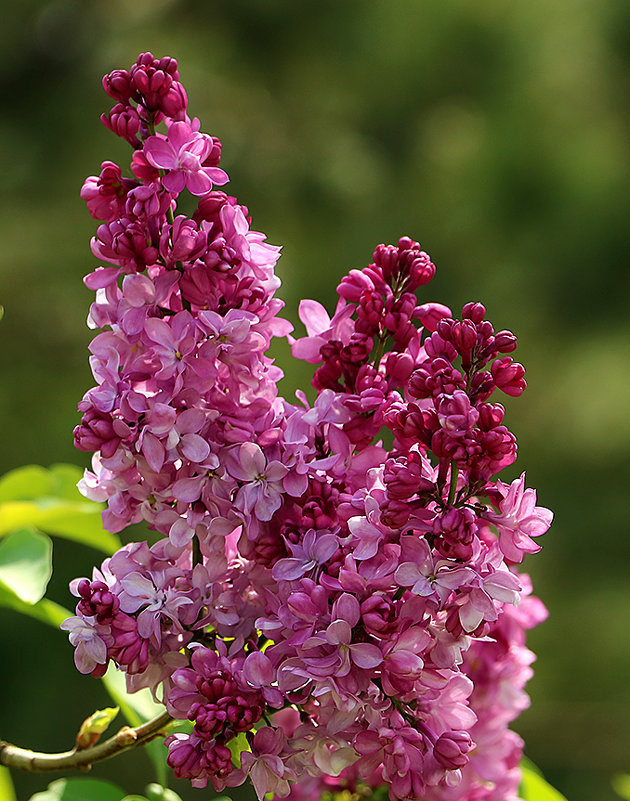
434, 731, 472, 770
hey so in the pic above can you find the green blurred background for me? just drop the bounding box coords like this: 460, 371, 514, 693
1, 1, 629, 799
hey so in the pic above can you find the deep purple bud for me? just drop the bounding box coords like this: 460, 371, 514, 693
493, 329, 518, 353
337, 269, 377, 304
415, 302, 452, 332
101, 104, 141, 147
491, 357, 527, 397
74, 408, 123, 458
372, 244, 399, 281
361, 595, 397, 635
383, 351, 415, 385
161, 82, 188, 118
129, 52, 183, 116
159, 216, 207, 266
399, 246, 435, 288
433, 731, 472, 770
202, 136, 223, 167
76, 579, 120, 623
379, 497, 411, 528
384, 453, 431, 500
102, 70, 135, 103
462, 302, 486, 324
81, 161, 135, 223
478, 403, 505, 430
433, 506, 476, 560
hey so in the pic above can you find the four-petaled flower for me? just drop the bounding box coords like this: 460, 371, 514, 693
144, 121, 228, 195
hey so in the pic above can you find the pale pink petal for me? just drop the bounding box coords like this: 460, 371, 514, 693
169, 517, 195, 547
180, 433, 210, 462
459, 604, 484, 632
84, 266, 120, 289
312, 534, 338, 564
137, 607, 158, 639
291, 335, 327, 363
244, 652, 274, 687
326, 619, 351, 646
394, 562, 421, 587
172, 476, 205, 503
144, 318, 175, 349
283, 470, 308, 497
265, 461, 289, 482
254, 490, 282, 521
142, 432, 165, 472
349, 642, 383, 668
122, 273, 156, 307
272, 558, 307, 581
298, 299, 331, 336
205, 166, 229, 186
121, 573, 155, 597
239, 442, 266, 478
333, 593, 360, 628
386, 650, 423, 676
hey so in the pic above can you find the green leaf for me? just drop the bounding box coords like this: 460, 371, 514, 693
0, 464, 88, 503
47, 464, 95, 501
28, 777, 126, 801
227, 731, 251, 769
0, 586, 71, 627
521, 756, 544, 776
520, 765, 568, 801
0, 464, 119, 555
0, 499, 119, 554
102, 666, 169, 786
0, 465, 53, 501
613, 774, 630, 800
102, 665, 164, 726
0, 528, 52, 603
0, 766, 17, 801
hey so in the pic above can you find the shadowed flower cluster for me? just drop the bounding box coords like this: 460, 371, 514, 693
63, 52, 553, 801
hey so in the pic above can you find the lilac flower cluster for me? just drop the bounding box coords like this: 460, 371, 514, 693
63, 52, 553, 801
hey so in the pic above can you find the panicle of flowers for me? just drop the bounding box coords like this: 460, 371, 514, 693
64, 52, 553, 801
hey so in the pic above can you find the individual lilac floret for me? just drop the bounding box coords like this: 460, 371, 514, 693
272, 529, 339, 581
225, 442, 289, 523
144, 121, 228, 195
60, 616, 107, 676
483, 473, 553, 563
239, 727, 297, 799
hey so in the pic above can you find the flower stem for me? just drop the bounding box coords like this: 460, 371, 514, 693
447, 464, 459, 506
373, 334, 387, 369
0, 711, 173, 773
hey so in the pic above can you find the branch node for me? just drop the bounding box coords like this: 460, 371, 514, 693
114, 727, 138, 747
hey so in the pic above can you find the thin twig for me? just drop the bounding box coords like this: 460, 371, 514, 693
0, 711, 173, 773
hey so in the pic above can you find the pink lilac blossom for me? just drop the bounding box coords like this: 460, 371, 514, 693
65, 51, 553, 801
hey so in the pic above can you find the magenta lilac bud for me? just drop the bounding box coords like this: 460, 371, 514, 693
433, 731, 472, 770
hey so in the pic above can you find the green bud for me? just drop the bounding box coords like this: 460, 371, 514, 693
75, 706, 119, 749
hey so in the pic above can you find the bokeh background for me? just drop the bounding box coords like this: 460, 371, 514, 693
1, 1, 630, 800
